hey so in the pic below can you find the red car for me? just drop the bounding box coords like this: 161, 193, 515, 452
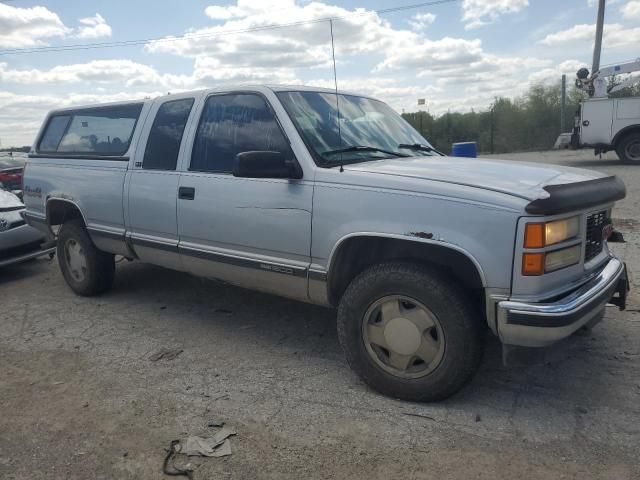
0, 155, 25, 192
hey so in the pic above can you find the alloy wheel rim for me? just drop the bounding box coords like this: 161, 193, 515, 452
64, 239, 87, 282
362, 295, 445, 379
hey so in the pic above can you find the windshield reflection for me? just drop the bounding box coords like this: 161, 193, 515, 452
277, 91, 435, 166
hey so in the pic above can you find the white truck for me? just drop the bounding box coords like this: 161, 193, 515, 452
573, 59, 640, 163
23, 85, 630, 402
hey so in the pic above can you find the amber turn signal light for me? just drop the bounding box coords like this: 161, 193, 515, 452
522, 253, 545, 276
524, 223, 545, 248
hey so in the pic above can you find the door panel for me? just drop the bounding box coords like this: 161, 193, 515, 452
128, 170, 182, 269
126, 96, 196, 271
177, 92, 312, 301
177, 173, 312, 300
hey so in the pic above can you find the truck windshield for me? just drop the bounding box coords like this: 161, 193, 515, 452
277, 91, 437, 167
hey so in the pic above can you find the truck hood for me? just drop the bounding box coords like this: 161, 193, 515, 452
344, 156, 606, 201
0, 188, 23, 209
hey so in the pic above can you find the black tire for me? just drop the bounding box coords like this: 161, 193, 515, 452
57, 220, 115, 296
616, 132, 640, 164
337, 262, 484, 402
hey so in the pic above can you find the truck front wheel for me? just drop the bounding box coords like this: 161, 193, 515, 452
616, 132, 640, 164
57, 220, 115, 296
337, 262, 484, 402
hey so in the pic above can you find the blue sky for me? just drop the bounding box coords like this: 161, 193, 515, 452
1, 0, 639, 146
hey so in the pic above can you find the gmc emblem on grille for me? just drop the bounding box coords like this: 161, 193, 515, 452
602, 223, 614, 241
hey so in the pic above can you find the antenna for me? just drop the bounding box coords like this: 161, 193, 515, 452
329, 18, 344, 172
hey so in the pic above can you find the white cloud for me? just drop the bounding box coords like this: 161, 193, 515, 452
0, 58, 300, 91
147, 2, 388, 66
204, 0, 298, 20
461, 0, 529, 29
621, 1, 640, 19
375, 36, 484, 71
539, 23, 595, 45
602, 25, 640, 48
76, 13, 112, 39
145, 0, 549, 108
540, 23, 640, 49
152, 2, 439, 67
0, 60, 170, 87
0, 3, 70, 48
408, 12, 436, 31
148, 1, 537, 82
189, 56, 300, 84
205, 4, 244, 20
527, 59, 584, 84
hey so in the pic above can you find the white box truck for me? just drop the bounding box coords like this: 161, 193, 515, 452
573, 60, 640, 164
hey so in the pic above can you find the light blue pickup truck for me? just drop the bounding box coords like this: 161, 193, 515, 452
23, 86, 629, 401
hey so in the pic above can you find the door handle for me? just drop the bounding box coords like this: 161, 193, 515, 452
178, 186, 195, 200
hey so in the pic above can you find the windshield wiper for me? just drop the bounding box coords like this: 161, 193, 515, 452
322, 145, 410, 158
398, 143, 443, 155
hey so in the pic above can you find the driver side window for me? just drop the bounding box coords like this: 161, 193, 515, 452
190, 93, 292, 173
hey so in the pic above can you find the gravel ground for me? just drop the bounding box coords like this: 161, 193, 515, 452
1, 149, 639, 480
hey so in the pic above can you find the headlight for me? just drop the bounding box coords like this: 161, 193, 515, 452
524, 216, 580, 248
522, 245, 581, 276
545, 217, 580, 245
522, 216, 582, 276
544, 245, 581, 272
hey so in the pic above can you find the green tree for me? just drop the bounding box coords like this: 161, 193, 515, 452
401, 80, 636, 154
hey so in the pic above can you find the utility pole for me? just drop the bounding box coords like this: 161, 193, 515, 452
592, 0, 606, 74
489, 100, 495, 154
561, 74, 567, 132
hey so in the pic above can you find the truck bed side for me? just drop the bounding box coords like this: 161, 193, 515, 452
23, 158, 130, 255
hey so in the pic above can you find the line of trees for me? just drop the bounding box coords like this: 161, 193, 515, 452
0, 146, 30, 153
402, 80, 640, 155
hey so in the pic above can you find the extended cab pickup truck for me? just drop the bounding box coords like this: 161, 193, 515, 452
23, 86, 629, 401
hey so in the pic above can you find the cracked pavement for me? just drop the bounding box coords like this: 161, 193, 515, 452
0, 150, 639, 479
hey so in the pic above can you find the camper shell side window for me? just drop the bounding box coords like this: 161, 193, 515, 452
37, 103, 144, 157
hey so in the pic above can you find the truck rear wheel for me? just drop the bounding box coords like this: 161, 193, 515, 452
57, 220, 115, 296
616, 132, 640, 164
337, 262, 484, 402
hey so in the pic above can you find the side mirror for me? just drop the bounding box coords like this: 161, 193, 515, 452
233, 151, 302, 179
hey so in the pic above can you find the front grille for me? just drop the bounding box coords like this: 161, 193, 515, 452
585, 210, 607, 262
9, 219, 26, 230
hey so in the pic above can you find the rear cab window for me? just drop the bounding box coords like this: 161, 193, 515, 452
142, 98, 195, 171
37, 103, 143, 157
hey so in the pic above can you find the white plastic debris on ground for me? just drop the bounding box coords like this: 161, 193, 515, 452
177, 426, 236, 457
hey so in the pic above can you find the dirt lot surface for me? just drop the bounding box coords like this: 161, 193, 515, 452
1, 150, 639, 479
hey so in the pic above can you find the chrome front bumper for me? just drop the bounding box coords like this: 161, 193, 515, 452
497, 257, 628, 347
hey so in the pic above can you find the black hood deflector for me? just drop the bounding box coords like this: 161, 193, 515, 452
525, 176, 626, 215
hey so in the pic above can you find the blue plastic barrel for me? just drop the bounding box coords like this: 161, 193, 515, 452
451, 142, 477, 158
